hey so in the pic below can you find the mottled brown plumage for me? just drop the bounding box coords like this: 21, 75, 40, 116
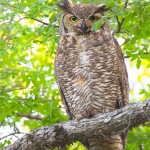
55, 0, 129, 149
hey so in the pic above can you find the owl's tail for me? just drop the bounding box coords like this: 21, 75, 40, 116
87, 134, 127, 150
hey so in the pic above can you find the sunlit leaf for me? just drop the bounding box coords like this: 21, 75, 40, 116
91, 17, 106, 31
136, 58, 141, 69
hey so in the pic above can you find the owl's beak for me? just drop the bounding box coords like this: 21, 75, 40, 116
81, 20, 88, 33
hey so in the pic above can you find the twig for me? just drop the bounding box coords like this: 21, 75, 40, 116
0, 132, 24, 140
139, 144, 143, 150
17, 0, 20, 7
128, 138, 150, 143
16, 112, 43, 120
1, 4, 57, 27
124, 0, 129, 8
124, 52, 149, 59
114, 16, 125, 33
5, 87, 28, 93
27, 17, 49, 26
113, 0, 129, 34
121, 38, 131, 46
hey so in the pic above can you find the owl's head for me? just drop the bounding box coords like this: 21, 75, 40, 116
57, 0, 108, 35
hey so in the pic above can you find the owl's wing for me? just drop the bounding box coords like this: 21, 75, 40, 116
59, 86, 73, 119
113, 37, 129, 108
54, 62, 73, 120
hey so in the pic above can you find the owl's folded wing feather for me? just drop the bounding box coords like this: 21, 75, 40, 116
59, 86, 73, 119
113, 37, 129, 107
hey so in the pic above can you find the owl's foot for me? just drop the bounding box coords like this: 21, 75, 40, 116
75, 114, 84, 121
75, 109, 98, 121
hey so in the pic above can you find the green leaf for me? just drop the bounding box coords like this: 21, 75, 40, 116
136, 58, 141, 69
140, 53, 150, 60
91, 17, 106, 31
131, 54, 138, 61
139, 126, 146, 133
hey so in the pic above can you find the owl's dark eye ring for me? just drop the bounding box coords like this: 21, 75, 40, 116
89, 15, 98, 22
70, 16, 78, 23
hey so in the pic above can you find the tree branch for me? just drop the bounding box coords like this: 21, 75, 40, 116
3, 98, 150, 150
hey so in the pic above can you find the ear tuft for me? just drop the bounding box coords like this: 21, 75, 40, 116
57, 0, 73, 12
96, 4, 110, 13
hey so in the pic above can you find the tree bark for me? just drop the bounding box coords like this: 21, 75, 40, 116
3, 98, 150, 150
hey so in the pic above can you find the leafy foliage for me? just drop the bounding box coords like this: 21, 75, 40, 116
0, 0, 150, 149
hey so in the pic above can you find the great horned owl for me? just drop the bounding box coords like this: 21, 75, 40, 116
55, 0, 129, 149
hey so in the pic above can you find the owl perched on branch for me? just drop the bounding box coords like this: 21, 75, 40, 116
55, 0, 129, 149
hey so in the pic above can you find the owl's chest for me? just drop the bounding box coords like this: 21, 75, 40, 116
55, 31, 120, 114
57, 31, 117, 75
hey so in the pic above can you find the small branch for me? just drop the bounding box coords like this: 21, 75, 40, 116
21, 16, 59, 28
29, 17, 59, 28
0, 132, 24, 140
113, 0, 129, 34
128, 2, 150, 6
145, 123, 150, 127
139, 144, 143, 150
0, 121, 4, 127
17, 0, 20, 6
3, 98, 150, 150
124, 0, 129, 8
114, 16, 125, 34
124, 52, 149, 59
128, 138, 150, 143
16, 112, 43, 120
0, 4, 49, 26
28, 17, 49, 26
121, 38, 131, 46
0, 87, 27, 93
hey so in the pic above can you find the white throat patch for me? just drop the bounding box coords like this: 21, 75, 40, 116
79, 51, 90, 68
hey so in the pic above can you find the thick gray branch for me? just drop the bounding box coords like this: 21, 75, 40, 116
3, 99, 150, 150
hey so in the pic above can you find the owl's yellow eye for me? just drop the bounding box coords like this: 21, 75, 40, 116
70, 16, 78, 23
89, 15, 98, 22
